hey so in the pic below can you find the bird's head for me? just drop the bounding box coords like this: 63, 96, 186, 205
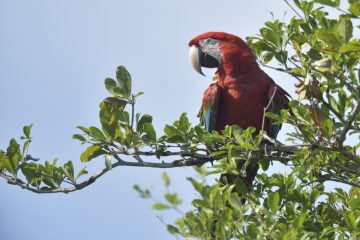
188, 32, 257, 76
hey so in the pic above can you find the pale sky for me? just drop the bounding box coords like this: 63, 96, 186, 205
1, 1, 297, 239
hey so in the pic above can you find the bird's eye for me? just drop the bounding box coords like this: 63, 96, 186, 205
199, 38, 217, 48
206, 38, 219, 45
206, 38, 214, 44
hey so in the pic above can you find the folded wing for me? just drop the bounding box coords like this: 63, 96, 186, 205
198, 83, 220, 132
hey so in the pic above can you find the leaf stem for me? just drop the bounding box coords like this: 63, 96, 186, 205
130, 95, 135, 131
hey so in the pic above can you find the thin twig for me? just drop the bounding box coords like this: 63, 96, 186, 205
288, 57, 302, 69
335, 7, 360, 19
262, 86, 278, 132
337, 148, 360, 165
130, 96, 135, 131
322, 101, 344, 123
320, 173, 360, 189
338, 102, 360, 143
284, 0, 305, 20
261, 64, 304, 82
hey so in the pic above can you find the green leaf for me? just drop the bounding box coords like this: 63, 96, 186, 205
322, 119, 334, 137
289, 101, 311, 124
133, 184, 152, 198
203, 133, 226, 144
63, 161, 75, 181
314, 0, 339, 7
228, 193, 243, 211
142, 123, 156, 142
6, 138, 21, 176
0, 152, 16, 176
349, 198, 360, 209
166, 225, 180, 234
104, 78, 120, 97
267, 191, 280, 213
164, 193, 182, 206
164, 125, 184, 142
339, 41, 360, 53
152, 203, 170, 210
234, 178, 248, 196
133, 91, 144, 98
136, 114, 153, 132
22, 140, 30, 156
89, 126, 107, 142
112, 87, 125, 97
260, 27, 279, 47
116, 66, 132, 99
162, 171, 170, 187
349, 2, 360, 16
344, 212, 358, 232
164, 125, 180, 137
104, 155, 112, 170
23, 124, 33, 139
179, 113, 190, 131
293, 212, 306, 230
246, 224, 258, 240
315, 29, 342, 48
80, 145, 106, 162
339, 17, 353, 43
72, 134, 86, 142
119, 111, 130, 125
77, 126, 91, 135
99, 100, 124, 140
21, 163, 39, 185
262, 52, 275, 64
265, 112, 281, 121
76, 167, 88, 180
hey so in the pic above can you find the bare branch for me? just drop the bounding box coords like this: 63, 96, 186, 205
0, 143, 305, 194
338, 102, 360, 144
283, 0, 305, 21
2, 132, 359, 194
262, 86, 278, 132
322, 101, 345, 123
130, 97, 135, 131
0, 155, 212, 194
319, 173, 360, 189
261, 63, 304, 81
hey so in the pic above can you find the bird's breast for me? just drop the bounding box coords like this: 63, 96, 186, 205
216, 79, 269, 132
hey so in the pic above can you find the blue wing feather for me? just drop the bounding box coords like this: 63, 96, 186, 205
198, 83, 220, 132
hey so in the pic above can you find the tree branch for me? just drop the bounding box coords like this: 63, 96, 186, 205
283, 0, 305, 21
261, 64, 304, 82
262, 86, 278, 132
0, 143, 305, 194
0, 154, 213, 194
2, 132, 359, 194
338, 102, 360, 144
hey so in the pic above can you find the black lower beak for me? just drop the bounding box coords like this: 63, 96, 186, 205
199, 49, 220, 68
189, 45, 221, 76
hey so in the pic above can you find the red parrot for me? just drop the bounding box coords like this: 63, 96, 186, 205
188, 32, 290, 187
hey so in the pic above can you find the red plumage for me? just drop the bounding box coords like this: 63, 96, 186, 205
189, 32, 290, 186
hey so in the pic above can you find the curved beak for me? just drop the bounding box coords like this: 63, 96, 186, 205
189, 45, 205, 76
189, 45, 221, 76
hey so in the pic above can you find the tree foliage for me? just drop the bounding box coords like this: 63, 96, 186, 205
2, 0, 360, 239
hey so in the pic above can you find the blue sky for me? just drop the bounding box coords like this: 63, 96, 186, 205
0, 1, 298, 239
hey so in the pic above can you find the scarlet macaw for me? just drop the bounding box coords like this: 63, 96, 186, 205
188, 32, 290, 187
